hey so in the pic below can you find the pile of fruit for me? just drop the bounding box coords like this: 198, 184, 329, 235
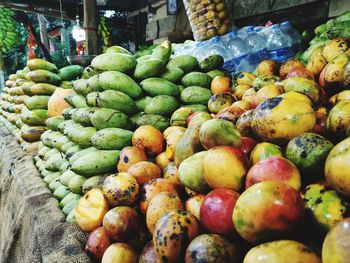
1, 16, 350, 262
0, 7, 18, 53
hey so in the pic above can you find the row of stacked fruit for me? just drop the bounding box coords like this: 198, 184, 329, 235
1, 27, 350, 263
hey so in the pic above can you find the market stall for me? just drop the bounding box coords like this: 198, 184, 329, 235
0, 0, 350, 263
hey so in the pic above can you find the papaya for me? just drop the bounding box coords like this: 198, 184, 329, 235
27, 58, 58, 72
106, 45, 132, 55
26, 70, 61, 85
66, 208, 76, 223
167, 55, 199, 73
30, 83, 57, 95
24, 95, 50, 110
99, 71, 142, 98
174, 112, 211, 166
199, 54, 224, 72
68, 175, 87, 194
181, 86, 212, 105
62, 107, 76, 120
140, 78, 180, 97
48, 88, 75, 117
90, 108, 131, 130
133, 113, 170, 131
134, 59, 166, 80
144, 95, 179, 116
68, 126, 97, 148
135, 96, 153, 111
71, 150, 120, 177
82, 175, 107, 194
182, 72, 213, 88
161, 67, 185, 84
86, 74, 101, 92
91, 53, 137, 73
96, 90, 137, 115
21, 108, 49, 126
65, 94, 88, 108
58, 65, 84, 81
21, 125, 46, 142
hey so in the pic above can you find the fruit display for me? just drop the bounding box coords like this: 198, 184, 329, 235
0, 7, 18, 53
183, 0, 232, 41
1, 10, 350, 262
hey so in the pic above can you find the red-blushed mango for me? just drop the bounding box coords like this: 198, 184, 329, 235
185, 194, 205, 220
139, 241, 161, 263
101, 243, 137, 263
232, 181, 304, 244
250, 142, 283, 165
85, 227, 112, 262
203, 146, 248, 191
163, 162, 181, 185
200, 188, 239, 237
211, 76, 232, 94
127, 161, 161, 185
246, 156, 301, 191
257, 59, 280, 76
279, 59, 305, 79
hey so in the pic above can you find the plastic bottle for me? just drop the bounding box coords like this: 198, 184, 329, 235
193, 41, 209, 61
266, 24, 294, 63
281, 21, 301, 53
206, 36, 229, 59
245, 26, 268, 68
224, 31, 252, 73
182, 42, 196, 56
237, 26, 251, 40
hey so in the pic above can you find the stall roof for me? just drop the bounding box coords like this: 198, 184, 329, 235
0, 0, 139, 19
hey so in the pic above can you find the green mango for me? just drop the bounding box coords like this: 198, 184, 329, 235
206, 69, 226, 79
27, 58, 58, 73
86, 74, 103, 93
40, 169, 53, 178
48, 178, 62, 192
41, 131, 63, 148
161, 68, 185, 84
60, 141, 77, 154
72, 79, 89, 95
96, 90, 137, 115
151, 43, 171, 62
51, 134, 70, 151
134, 59, 166, 80
66, 209, 76, 223
68, 175, 87, 194
91, 128, 133, 150
99, 71, 142, 98
81, 66, 101, 79
58, 120, 75, 133
91, 53, 137, 73
182, 72, 213, 88
140, 78, 180, 97
167, 55, 199, 73
43, 147, 60, 161
45, 153, 67, 172
22, 81, 35, 96
53, 185, 71, 201
71, 107, 96, 126
71, 150, 120, 177
90, 108, 131, 130
62, 107, 74, 120
21, 108, 49, 126
133, 113, 170, 131
144, 95, 180, 116
43, 171, 61, 184
60, 81, 73, 89
181, 86, 212, 105
26, 70, 61, 85
59, 192, 81, 208
86, 92, 99, 107
82, 175, 107, 194
65, 145, 83, 160
24, 95, 50, 110
136, 55, 152, 64
46, 116, 65, 131
60, 169, 80, 186
62, 199, 80, 216
282, 77, 321, 103
58, 65, 84, 81
135, 96, 153, 111
65, 94, 88, 108
106, 45, 132, 55
38, 146, 51, 158
59, 161, 70, 174
199, 54, 224, 72
68, 126, 97, 148
68, 146, 98, 164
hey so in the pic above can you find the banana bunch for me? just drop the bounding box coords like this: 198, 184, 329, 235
98, 16, 111, 46
0, 8, 18, 53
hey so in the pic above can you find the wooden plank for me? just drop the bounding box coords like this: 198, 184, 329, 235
83, 0, 99, 55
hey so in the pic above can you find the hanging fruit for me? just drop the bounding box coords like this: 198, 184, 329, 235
0, 7, 18, 53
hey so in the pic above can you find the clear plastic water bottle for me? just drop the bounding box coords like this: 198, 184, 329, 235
173, 44, 184, 57
266, 24, 294, 63
224, 31, 252, 73
193, 41, 209, 61
205, 36, 228, 59
245, 26, 268, 68
237, 26, 251, 40
182, 42, 196, 56
281, 21, 301, 53
261, 25, 272, 40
